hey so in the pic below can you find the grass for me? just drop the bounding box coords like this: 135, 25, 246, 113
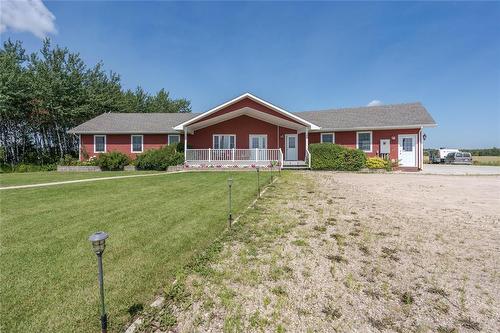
472, 156, 500, 166
0, 170, 158, 187
423, 155, 500, 166
0, 171, 271, 332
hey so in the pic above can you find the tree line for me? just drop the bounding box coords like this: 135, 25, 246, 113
0, 39, 191, 166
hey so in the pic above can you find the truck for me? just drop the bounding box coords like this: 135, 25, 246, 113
429, 148, 460, 164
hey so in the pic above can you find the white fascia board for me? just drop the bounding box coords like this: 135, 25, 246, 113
174, 92, 320, 130
309, 124, 437, 132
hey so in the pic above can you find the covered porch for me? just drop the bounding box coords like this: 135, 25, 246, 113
174, 94, 319, 169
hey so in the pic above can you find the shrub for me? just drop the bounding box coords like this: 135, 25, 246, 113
95, 151, 130, 171
12, 164, 57, 173
59, 154, 79, 166
309, 143, 366, 171
366, 157, 389, 170
135, 144, 184, 171
176, 142, 193, 153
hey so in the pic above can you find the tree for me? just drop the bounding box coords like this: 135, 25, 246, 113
0, 38, 192, 165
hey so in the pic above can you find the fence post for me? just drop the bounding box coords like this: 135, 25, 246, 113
255, 148, 259, 163
208, 148, 211, 162
232, 148, 235, 162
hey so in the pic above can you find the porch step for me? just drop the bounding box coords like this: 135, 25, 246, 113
282, 165, 310, 170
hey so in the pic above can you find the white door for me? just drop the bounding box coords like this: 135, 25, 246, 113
398, 134, 417, 167
250, 135, 267, 160
285, 134, 298, 161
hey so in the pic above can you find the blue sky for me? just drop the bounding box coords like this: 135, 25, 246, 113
1, 1, 499, 148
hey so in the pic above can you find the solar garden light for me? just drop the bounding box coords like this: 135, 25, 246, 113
256, 166, 260, 198
88, 231, 109, 333
227, 178, 233, 228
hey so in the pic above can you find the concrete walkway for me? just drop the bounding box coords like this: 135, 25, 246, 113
0, 172, 182, 190
421, 164, 500, 175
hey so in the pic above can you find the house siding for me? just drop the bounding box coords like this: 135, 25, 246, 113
309, 128, 421, 164
79, 134, 183, 160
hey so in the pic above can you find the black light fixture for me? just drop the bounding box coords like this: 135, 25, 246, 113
89, 231, 109, 333
227, 178, 233, 228
256, 166, 260, 198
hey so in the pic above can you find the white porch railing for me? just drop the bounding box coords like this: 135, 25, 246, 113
185, 149, 283, 167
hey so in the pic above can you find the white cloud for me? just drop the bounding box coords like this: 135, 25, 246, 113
0, 0, 56, 39
367, 100, 383, 107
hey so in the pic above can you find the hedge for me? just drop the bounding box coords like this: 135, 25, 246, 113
135, 144, 184, 171
309, 143, 366, 171
95, 151, 131, 171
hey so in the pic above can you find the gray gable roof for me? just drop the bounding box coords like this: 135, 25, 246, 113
68, 102, 436, 134
295, 102, 436, 131
67, 112, 197, 134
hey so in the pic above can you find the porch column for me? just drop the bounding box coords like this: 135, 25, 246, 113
305, 128, 309, 148
184, 128, 187, 162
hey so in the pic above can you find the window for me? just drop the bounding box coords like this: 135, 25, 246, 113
356, 131, 372, 152
249, 135, 267, 149
131, 135, 143, 153
168, 134, 180, 145
213, 135, 236, 149
320, 133, 335, 143
402, 137, 413, 152
94, 135, 106, 153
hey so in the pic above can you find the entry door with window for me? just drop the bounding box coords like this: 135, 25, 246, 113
398, 134, 417, 167
285, 134, 298, 161
250, 135, 267, 160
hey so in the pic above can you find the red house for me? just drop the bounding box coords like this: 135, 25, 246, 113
68, 93, 436, 170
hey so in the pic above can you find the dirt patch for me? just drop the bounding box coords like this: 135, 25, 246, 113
146, 172, 500, 332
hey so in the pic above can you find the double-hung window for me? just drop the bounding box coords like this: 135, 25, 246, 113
94, 135, 106, 153
131, 135, 143, 153
249, 135, 267, 149
320, 133, 335, 143
356, 131, 372, 152
168, 134, 180, 146
213, 135, 235, 149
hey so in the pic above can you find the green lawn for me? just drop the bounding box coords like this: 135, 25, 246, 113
0, 171, 272, 332
0, 170, 159, 187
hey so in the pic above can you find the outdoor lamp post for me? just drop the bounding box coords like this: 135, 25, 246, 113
227, 178, 233, 228
89, 231, 109, 333
256, 166, 260, 198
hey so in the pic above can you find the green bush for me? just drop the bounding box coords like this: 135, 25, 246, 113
176, 142, 193, 153
366, 157, 389, 170
135, 145, 184, 171
12, 164, 57, 173
95, 151, 131, 171
309, 143, 366, 171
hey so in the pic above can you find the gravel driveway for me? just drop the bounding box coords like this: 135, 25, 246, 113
143, 172, 500, 333
421, 164, 500, 175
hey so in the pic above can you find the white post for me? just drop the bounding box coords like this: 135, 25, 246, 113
209, 148, 212, 162
232, 148, 235, 162
184, 128, 187, 162
255, 148, 259, 163
305, 128, 309, 148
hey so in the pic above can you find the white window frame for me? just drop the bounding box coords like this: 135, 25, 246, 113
213, 134, 236, 149
94, 135, 106, 153
168, 134, 180, 146
131, 134, 143, 153
356, 131, 373, 153
320, 132, 335, 144
249, 134, 268, 149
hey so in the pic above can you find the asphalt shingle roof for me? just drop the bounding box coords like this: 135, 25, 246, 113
294, 102, 436, 130
68, 102, 436, 134
67, 112, 197, 134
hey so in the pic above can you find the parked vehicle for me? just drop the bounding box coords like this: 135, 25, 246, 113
445, 152, 473, 165
430, 148, 460, 163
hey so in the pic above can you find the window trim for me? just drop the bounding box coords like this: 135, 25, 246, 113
249, 134, 268, 149
94, 135, 106, 153
356, 131, 372, 153
320, 132, 335, 144
168, 134, 180, 146
131, 134, 143, 153
213, 134, 236, 149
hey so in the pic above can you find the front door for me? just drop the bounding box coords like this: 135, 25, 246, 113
285, 134, 298, 161
398, 134, 417, 167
